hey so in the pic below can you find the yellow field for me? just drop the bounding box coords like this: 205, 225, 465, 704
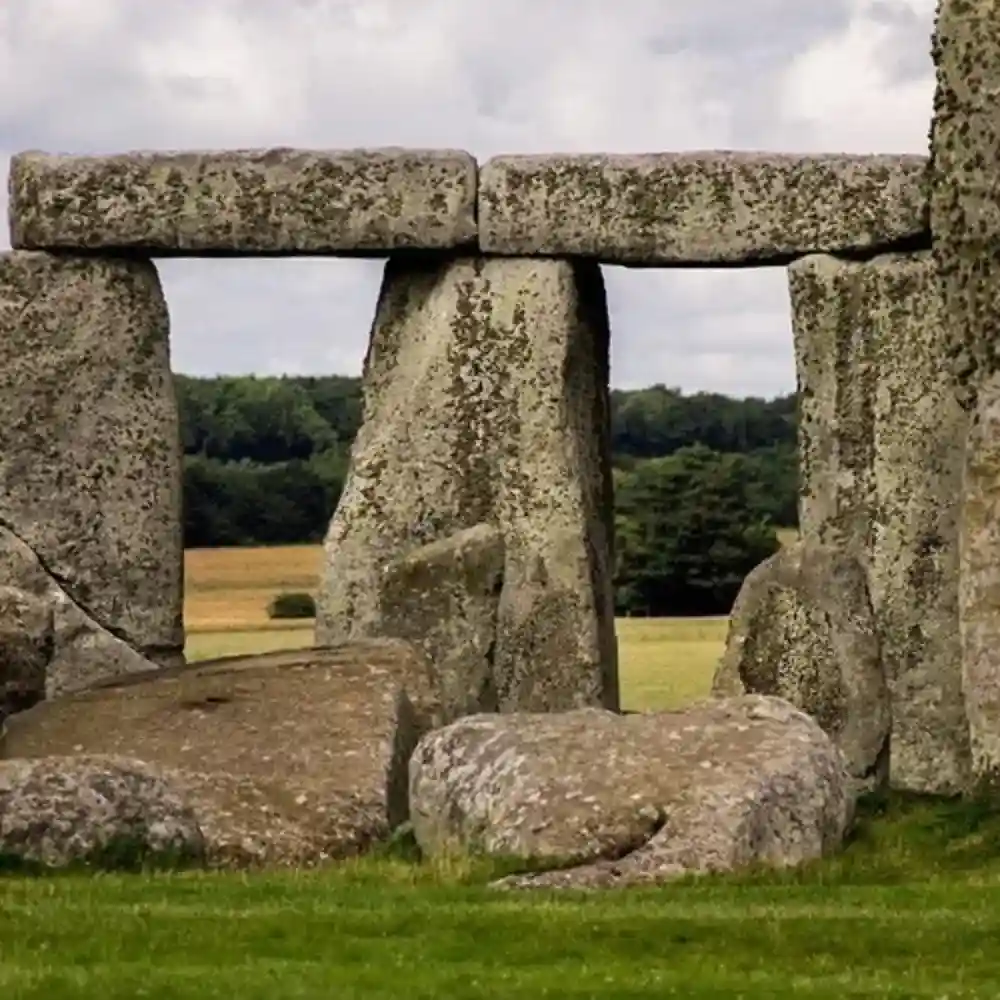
183, 544, 741, 711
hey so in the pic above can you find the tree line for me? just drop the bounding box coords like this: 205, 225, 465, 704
178, 375, 799, 615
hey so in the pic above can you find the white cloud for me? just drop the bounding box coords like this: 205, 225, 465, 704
0, 0, 937, 397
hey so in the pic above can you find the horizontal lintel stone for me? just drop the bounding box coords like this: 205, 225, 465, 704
479, 152, 930, 266
8, 148, 479, 257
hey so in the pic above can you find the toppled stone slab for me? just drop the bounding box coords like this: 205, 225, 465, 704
479, 153, 929, 265
0, 755, 205, 870
713, 540, 888, 793
375, 524, 505, 722
316, 255, 618, 714
0, 251, 183, 667
409, 696, 852, 889
0, 527, 158, 701
1, 641, 440, 867
9, 148, 478, 256
790, 251, 970, 794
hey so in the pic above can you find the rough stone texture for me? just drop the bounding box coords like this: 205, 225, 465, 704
0, 527, 159, 700
712, 541, 888, 793
932, 0, 1000, 788
409, 696, 853, 889
375, 524, 505, 722
0, 251, 183, 669
315, 255, 618, 714
479, 153, 929, 266
9, 149, 478, 256
0, 586, 51, 721
790, 251, 970, 794
1, 641, 441, 867
0, 755, 205, 869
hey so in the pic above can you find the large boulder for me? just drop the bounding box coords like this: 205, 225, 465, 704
1, 641, 440, 867
713, 541, 889, 793
789, 251, 971, 794
409, 695, 853, 889
0, 250, 184, 673
316, 254, 618, 714
0, 755, 204, 869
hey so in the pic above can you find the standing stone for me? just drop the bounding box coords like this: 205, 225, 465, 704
315, 255, 618, 714
0, 251, 183, 676
789, 251, 970, 794
932, 0, 1000, 788
712, 540, 889, 794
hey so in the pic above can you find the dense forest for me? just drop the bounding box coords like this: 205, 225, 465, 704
177, 375, 799, 616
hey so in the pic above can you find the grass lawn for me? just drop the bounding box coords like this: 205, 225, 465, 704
10, 535, 999, 998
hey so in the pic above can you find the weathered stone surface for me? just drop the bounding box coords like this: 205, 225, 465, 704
375, 524, 504, 722
713, 541, 888, 792
0, 251, 183, 668
479, 153, 928, 265
0, 527, 158, 699
932, 0, 1000, 788
316, 255, 618, 714
409, 696, 852, 889
0, 586, 51, 721
1, 641, 440, 867
790, 251, 971, 794
9, 149, 478, 256
0, 755, 205, 869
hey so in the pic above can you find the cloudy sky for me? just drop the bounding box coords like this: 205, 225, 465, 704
0, 0, 936, 397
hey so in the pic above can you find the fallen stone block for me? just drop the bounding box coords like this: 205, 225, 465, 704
479, 152, 928, 265
316, 255, 618, 714
0, 250, 183, 669
0, 755, 205, 870
1, 641, 440, 867
9, 148, 478, 255
409, 696, 852, 889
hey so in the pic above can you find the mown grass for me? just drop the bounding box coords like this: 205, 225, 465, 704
11, 534, 993, 998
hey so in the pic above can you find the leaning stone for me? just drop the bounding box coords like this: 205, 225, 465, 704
0, 251, 183, 668
712, 541, 888, 793
1, 641, 440, 867
0, 526, 159, 699
0, 755, 205, 870
479, 153, 928, 265
9, 148, 478, 255
409, 696, 852, 889
375, 524, 504, 722
0, 586, 51, 722
316, 255, 618, 713
789, 252, 970, 794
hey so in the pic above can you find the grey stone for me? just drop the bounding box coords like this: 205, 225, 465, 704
409, 696, 852, 889
9, 148, 478, 256
375, 524, 504, 723
932, 0, 1000, 789
0, 527, 158, 699
0, 586, 51, 721
479, 153, 928, 265
789, 251, 971, 794
713, 541, 888, 793
1, 641, 440, 867
315, 255, 618, 714
0, 251, 183, 668
0, 755, 205, 869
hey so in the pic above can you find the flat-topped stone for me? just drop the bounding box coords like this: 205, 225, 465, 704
479, 153, 929, 266
8, 148, 478, 256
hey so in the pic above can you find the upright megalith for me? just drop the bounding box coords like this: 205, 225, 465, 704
0, 251, 184, 691
316, 254, 617, 717
789, 251, 970, 794
931, 0, 1000, 788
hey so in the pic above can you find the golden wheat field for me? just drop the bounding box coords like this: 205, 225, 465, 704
182, 542, 788, 711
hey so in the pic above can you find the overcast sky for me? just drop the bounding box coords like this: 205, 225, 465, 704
0, 0, 936, 397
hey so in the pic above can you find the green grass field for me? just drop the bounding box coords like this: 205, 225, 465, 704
6, 537, 998, 998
